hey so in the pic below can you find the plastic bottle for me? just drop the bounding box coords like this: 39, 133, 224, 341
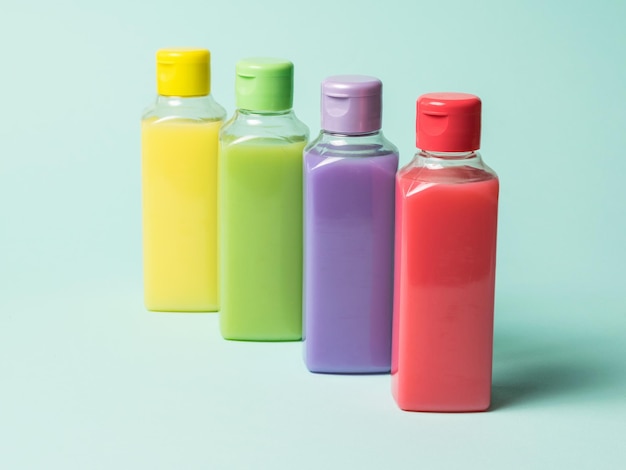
303, 75, 398, 373
392, 93, 499, 411
141, 48, 226, 312
219, 58, 309, 340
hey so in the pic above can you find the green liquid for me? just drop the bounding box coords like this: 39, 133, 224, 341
220, 140, 305, 340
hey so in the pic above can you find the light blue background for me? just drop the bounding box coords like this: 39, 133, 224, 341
1, 0, 625, 468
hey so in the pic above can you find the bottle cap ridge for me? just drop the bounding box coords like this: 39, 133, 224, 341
321, 75, 382, 134
416, 93, 481, 152
156, 48, 211, 97
235, 58, 294, 112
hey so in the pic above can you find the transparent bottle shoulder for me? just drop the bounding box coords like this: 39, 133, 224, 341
220, 109, 309, 145
398, 150, 498, 184
142, 95, 226, 122
305, 131, 399, 158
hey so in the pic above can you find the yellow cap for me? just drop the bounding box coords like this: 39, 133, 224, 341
156, 48, 210, 97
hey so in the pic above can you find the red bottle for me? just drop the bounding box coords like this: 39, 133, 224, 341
392, 93, 499, 412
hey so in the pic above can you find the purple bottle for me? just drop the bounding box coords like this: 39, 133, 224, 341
303, 75, 399, 373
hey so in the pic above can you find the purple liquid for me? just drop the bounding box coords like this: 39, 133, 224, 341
303, 147, 398, 373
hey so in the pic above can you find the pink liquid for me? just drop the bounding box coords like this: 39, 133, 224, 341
392, 166, 499, 411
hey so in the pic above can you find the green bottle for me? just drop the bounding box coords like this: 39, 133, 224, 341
219, 58, 309, 340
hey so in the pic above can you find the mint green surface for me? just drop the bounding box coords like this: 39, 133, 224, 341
1, 1, 625, 469
236, 58, 293, 111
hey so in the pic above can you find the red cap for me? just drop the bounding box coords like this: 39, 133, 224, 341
416, 93, 481, 152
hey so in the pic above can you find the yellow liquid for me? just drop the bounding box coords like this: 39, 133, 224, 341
141, 117, 221, 311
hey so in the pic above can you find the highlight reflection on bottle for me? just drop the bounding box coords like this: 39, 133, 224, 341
392, 93, 499, 411
141, 48, 226, 312
304, 75, 398, 373
219, 58, 309, 341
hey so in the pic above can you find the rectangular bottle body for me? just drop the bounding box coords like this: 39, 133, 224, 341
304, 151, 398, 373
141, 118, 221, 311
220, 140, 305, 340
392, 168, 499, 411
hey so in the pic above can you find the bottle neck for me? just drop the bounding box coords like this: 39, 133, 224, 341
237, 108, 292, 116
412, 149, 487, 171
323, 129, 381, 137
144, 93, 226, 121
306, 129, 397, 158
419, 150, 478, 160
317, 130, 385, 146
156, 94, 210, 104
221, 107, 309, 143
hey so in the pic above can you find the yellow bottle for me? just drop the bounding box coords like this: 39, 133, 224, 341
141, 49, 226, 311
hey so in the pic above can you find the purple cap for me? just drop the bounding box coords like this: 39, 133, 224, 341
321, 75, 382, 134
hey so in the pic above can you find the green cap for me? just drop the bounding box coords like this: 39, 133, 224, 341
235, 58, 294, 111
